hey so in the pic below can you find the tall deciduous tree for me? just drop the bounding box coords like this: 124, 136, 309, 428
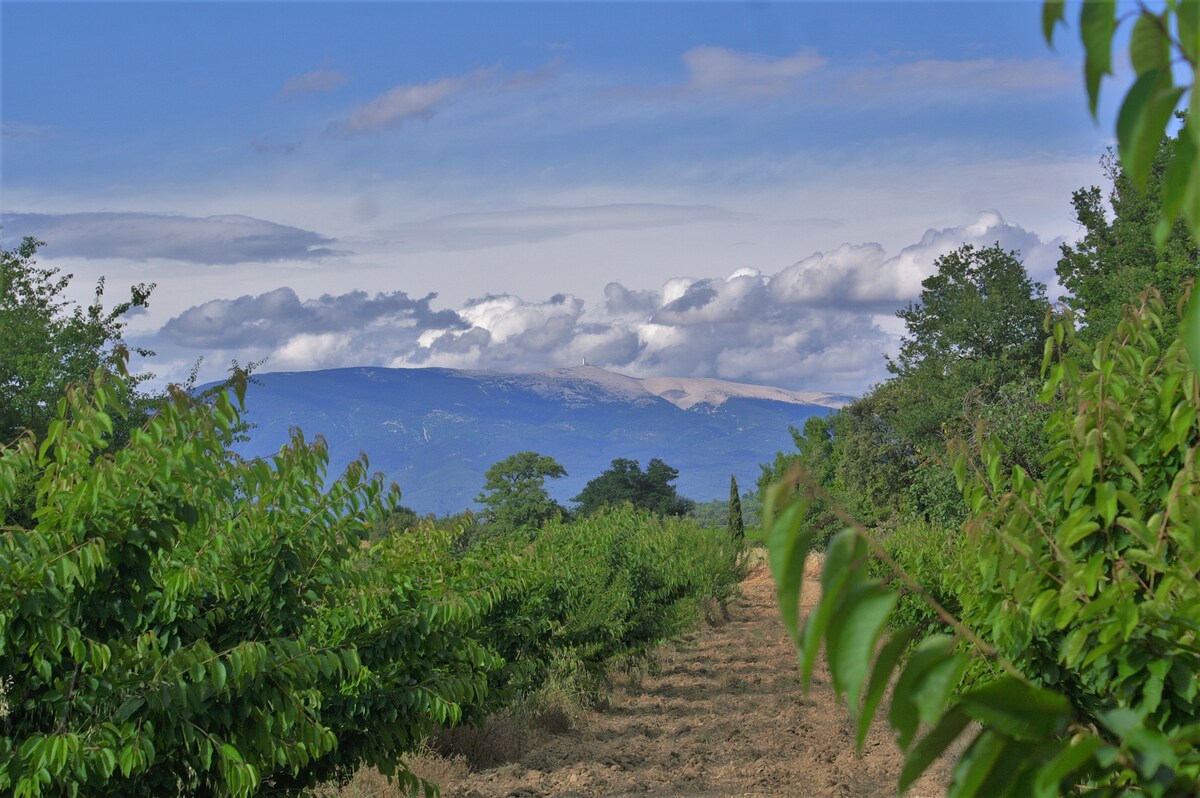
1057, 139, 1200, 345
476, 451, 567, 532
888, 243, 1049, 450
1, 237, 155, 447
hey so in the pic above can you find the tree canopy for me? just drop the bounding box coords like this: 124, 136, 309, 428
1057, 137, 1200, 345
572, 457, 694, 518
759, 5, 1200, 794
891, 243, 1047, 377
1, 237, 155, 447
476, 451, 567, 532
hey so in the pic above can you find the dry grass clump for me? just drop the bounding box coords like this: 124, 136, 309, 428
325, 741, 469, 798
329, 676, 588, 797
430, 709, 528, 770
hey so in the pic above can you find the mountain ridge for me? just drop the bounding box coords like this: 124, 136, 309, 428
221, 365, 849, 515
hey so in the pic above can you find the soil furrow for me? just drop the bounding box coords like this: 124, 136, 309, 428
437, 559, 951, 798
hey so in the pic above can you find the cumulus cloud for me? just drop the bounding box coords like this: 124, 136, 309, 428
0, 212, 341, 264
771, 210, 1062, 310
149, 211, 1063, 394
159, 287, 466, 349
681, 46, 825, 97
279, 66, 349, 97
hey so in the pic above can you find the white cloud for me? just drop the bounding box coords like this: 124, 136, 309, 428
159, 287, 465, 348
681, 46, 825, 97
323, 58, 565, 137
0, 212, 341, 264
771, 210, 1062, 309
327, 72, 480, 136
270, 332, 353, 370
148, 211, 1063, 395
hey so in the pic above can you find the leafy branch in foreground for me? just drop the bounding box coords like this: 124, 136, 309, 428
765, 289, 1200, 796
1044, 0, 1200, 372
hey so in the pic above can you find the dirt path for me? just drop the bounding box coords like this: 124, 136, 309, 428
435, 558, 950, 798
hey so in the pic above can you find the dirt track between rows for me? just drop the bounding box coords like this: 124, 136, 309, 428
436, 557, 951, 798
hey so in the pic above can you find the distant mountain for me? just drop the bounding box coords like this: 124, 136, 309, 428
221, 365, 851, 516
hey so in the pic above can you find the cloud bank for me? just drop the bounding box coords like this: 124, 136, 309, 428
148, 211, 1061, 395
0, 212, 341, 264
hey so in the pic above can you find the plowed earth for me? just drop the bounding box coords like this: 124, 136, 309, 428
434, 557, 951, 798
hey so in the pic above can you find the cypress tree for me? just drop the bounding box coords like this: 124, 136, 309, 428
728, 475, 744, 541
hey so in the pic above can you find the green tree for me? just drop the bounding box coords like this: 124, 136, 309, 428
572, 457, 694, 518
888, 243, 1049, 450
476, 451, 567, 532
1057, 140, 1200, 345
1, 237, 154, 447
727, 475, 744, 541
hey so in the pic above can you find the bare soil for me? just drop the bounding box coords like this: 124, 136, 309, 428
424, 556, 951, 798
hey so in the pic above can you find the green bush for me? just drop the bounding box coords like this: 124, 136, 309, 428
870, 520, 962, 636
0, 369, 502, 797
0, 359, 747, 797
489, 505, 745, 693
951, 289, 1200, 789
767, 288, 1200, 796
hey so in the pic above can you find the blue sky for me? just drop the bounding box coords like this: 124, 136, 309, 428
2, 2, 1127, 393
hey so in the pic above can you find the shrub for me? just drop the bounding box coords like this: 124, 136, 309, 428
0, 369, 501, 797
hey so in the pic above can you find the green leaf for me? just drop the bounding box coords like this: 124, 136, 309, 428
799, 528, 860, 689
1032, 736, 1102, 798
221, 743, 244, 765
826, 580, 897, 712
765, 496, 814, 644
1100, 707, 1177, 778
890, 634, 956, 751
1080, 0, 1117, 116
1159, 116, 1197, 242
115, 697, 145, 722
1129, 11, 1170, 76
948, 729, 1007, 798
900, 707, 971, 794
1116, 68, 1184, 190
957, 677, 1072, 742
856, 625, 916, 753
1183, 290, 1200, 378
1042, 0, 1066, 44
1179, 0, 1199, 63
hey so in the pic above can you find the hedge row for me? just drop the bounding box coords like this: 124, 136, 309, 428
0, 370, 744, 797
